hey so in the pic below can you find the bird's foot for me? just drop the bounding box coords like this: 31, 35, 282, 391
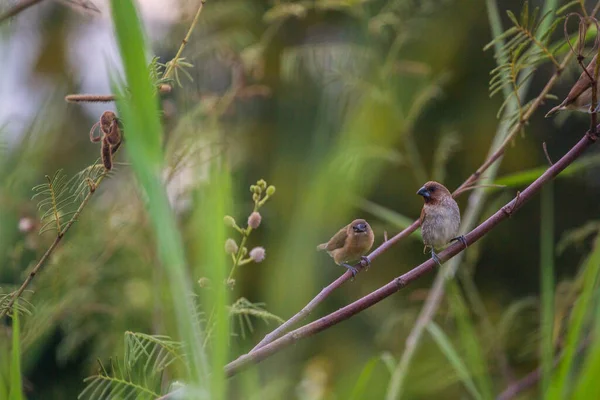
341, 263, 359, 280
451, 235, 468, 249
431, 250, 443, 267
360, 256, 371, 271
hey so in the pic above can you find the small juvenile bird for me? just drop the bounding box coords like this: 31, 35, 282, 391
417, 181, 465, 266
317, 219, 375, 276
546, 55, 599, 117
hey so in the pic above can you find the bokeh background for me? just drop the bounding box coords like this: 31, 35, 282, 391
2, 0, 600, 399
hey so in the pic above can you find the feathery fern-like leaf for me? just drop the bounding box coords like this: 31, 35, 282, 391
32, 170, 76, 236
484, 1, 562, 117
124, 332, 185, 375
229, 297, 284, 339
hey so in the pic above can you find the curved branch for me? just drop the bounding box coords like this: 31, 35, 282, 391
225, 129, 599, 377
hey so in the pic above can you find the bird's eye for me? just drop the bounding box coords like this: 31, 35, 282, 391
429, 186, 436, 192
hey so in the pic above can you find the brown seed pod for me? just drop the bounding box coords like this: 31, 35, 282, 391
101, 137, 113, 171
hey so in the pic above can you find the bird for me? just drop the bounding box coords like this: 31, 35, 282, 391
417, 181, 465, 266
317, 219, 375, 277
546, 54, 599, 117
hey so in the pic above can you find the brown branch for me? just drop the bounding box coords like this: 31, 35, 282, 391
225, 128, 599, 377
249, 39, 576, 352
0, 171, 108, 319
0, 0, 45, 24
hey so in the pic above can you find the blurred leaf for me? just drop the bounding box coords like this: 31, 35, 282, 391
548, 234, 600, 399
426, 321, 482, 400
9, 301, 23, 400
109, 0, 209, 392
448, 282, 494, 400
229, 298, 284, 340
557, 221, 600, 255
349, 356, 384, 400
357, 199, 421, 240
540, 183, 555, 395
432, 131, 461, 183
494, 154, 600, 187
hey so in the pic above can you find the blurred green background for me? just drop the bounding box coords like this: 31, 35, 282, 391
2, 0, 600, 399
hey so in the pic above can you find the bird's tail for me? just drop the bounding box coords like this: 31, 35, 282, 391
316, 243, 328, 251
545, 103, 564, 118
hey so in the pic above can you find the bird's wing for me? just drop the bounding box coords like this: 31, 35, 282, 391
419, 206, 427, 225
563, 55, 597, 105
321, 226, 349, 251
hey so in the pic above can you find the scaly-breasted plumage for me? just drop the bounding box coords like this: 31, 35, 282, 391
317, 219, 374, 276
417, 181, 463, 265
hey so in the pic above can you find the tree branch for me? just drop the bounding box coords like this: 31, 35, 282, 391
225, 128, 599, 377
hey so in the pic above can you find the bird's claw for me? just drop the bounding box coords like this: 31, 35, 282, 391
360, 256, 371, 271
451, 235, 468, 249
342, 263, 359, 280
431, 250, 443, 267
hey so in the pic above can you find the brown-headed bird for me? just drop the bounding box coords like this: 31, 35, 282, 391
546, 55, 599, 117
417, 181, 465, 266
317, 219, 374, 276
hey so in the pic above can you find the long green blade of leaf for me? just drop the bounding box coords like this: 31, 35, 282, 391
426, 321, 483, 400
540, 183, 555, 396
548, 234, 600, 399
109, 0, 208, 393
9, 301, 23, 400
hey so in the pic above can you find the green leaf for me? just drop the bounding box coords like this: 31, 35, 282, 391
548, 234, 600, 399
494, 154, 600, 187
448, 282, 494, 400
540, 183, 555, 396
349, 357, 384, 400
9, 301, 23, 400
109, 0, 209, 392
356, 198, 421, 240
426, 321, 482, 400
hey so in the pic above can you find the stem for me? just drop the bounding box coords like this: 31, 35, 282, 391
228, 232, 250, 281
224, 128, 599, 377
0, 172, 108, 319
162, 0, 207, 81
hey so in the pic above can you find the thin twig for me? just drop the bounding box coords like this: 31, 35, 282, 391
0, 171, 108, 319
162, 0, 206, 80
225, 127, 599, 377
0, 0, 45, 24
543, 142, 554, 166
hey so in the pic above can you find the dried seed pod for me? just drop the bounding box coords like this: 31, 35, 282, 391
89, 121, 102, 143
101, 137, 113, 171
105, 118, 121, 146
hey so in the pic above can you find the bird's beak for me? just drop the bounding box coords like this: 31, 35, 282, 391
417, 186, 430, 199
353, 223, 367, 233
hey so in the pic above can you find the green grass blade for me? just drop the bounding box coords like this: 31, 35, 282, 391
426, 321, 483, 400
9, 302, 23, 400
448, 282, 494, 400
109, 0, 208, 393
540, 183, 555, 396
193, 169, 231, 400
548, 234, 600, 399
349, 357, 384, 400
494, 155, 600, 187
